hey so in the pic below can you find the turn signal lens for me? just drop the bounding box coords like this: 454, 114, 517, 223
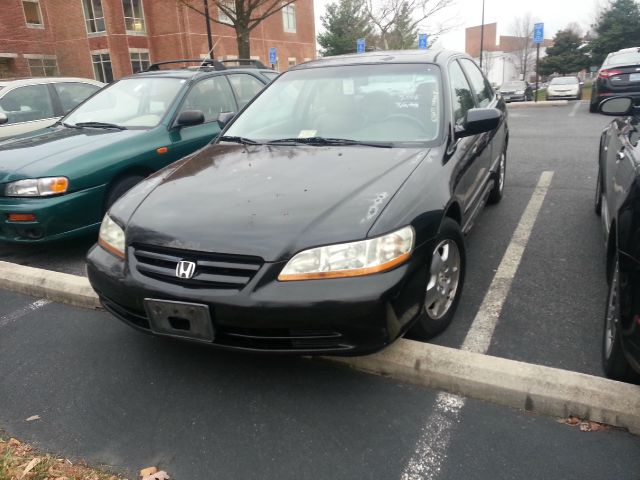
278, 226, 414, 281
7, 213, 36, 222
4, 177, 69, 197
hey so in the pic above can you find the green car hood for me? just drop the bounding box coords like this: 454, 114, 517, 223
0, 126, 149, 183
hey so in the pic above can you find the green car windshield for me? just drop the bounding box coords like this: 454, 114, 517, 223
65, 77, 185, 128
225, 63, 442, 145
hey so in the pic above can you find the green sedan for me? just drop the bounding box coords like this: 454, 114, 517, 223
0, 63, 271, 242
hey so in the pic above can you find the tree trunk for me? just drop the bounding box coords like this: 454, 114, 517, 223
236, 28, 251, 59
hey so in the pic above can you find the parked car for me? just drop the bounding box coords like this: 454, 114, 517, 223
499, 80, 533, 102
594, 96, 640, 381
87, 50, 509, 355
546, 76, 582, 100
0, 77, 104, 140
590, 47, 640, 113
0, 59, 272, 242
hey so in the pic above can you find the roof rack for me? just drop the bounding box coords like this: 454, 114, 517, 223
219, 58, 269, 69
145, 59, 227, 72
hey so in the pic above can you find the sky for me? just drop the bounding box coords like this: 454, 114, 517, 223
313, 0, 602, 52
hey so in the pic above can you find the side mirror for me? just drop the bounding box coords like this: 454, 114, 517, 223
0, 112, 7, 125
599, 97, 634, 116
176, 110, 205, 127
455, 108, 501, 138
217, 111, 236, 128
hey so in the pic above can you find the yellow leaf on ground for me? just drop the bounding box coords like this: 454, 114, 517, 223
20, 457, 40, 479
140, 466, 158, 477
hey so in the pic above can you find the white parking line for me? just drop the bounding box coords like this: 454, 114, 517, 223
400, 171, 554, 480
569, 101, 581, 117
0, 299, 51, 328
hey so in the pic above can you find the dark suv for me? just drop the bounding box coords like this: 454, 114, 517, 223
590, 47, 640, 113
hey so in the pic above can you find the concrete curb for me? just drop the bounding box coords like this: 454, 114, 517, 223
327, 339, 640, 434
0, 261, 100, 309
507, 100, 569, 108
1, 260, 639, 434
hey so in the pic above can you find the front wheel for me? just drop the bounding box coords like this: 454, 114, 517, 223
602, 254, 639, 382
488, 150, 506, 204
410, 218, 466, 339
594, 166, 602, 215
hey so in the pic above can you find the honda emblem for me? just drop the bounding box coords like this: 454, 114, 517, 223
176, 260, 196, 279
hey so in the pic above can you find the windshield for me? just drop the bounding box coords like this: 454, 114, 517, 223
224, 63, 442, 145
550, 77, 579, 85
605, 52, 640, 67
64, 77, 185, 128
502, 81, 525, 89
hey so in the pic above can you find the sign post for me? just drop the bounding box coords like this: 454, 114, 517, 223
269, 47, 277, 70
418, 33, 428, 49
356, 38, 365, 54
533, 22, 544, 103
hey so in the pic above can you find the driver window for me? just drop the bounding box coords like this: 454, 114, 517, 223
449, 61, 475, 126
0, 84, 54, 125
180, 76, 236, 123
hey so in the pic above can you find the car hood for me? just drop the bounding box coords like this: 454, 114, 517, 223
0, 126, 148, 183
126, 144, 427, 262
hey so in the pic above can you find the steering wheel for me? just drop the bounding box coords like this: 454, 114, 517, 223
381, 113, 428, 132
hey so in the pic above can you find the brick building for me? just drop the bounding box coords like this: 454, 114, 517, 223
465, 22, 553, 58
0, 0, 316, 80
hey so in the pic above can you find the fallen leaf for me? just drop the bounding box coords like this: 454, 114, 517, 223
579, 421, 591, 432
25, 415, 41, 422
142, 471, 170, 480
140, 466, 158, 477
20, 457, 40, 479
567, 416, 581, 425
9, 437, 21, 446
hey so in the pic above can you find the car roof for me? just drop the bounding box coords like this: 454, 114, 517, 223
292, 49, 466, 70
125, 67, 274, 82
611, 47, 640, 55
0, 77, 104, 88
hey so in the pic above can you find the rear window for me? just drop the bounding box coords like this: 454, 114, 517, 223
502, 81, 525, 89
604, 52, 640, 67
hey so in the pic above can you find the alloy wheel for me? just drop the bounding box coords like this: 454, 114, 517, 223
498, 152, 506, 193
425, 239, 461, 320
604, 260, 619, 359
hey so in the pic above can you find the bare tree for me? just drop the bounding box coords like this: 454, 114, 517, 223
177, 0, 298, 59
509, 12, 537, 81
365, 0, 456, 50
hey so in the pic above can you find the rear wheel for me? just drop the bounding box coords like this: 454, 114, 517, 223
105, 175, 146, 212
488, 150, 506, 204
602, 254, 639, 382
410, 218, 466, 339
594, 166, 603, 215
589, 96, 601, 113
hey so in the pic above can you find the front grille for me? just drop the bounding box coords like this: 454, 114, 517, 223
132, 244, 263, 290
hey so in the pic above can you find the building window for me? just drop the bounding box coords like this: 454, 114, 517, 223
130, 50, 150, 73
288, 58, 296, 68
83, 0, 106, 34
123, 0, 145, 33
27, 57, 58, 77
23, 0, 43, 27
282, 4, 296, 33
218, 0, 235, 25
92, 52, 113, 83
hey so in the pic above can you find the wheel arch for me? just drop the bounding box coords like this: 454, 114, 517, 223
443, 201, 462, 226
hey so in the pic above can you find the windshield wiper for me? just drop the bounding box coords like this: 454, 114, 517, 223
74, 121, 127, 130
266, 137, 392, 148
218, 135, 262, 145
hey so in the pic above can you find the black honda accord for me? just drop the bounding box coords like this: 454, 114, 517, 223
87, 50, 508, 355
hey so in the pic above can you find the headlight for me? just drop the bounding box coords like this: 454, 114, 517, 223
278, 226, 414, 281
98, 214, 125, 259
515, 90, 524, 94
4, 177, 69, 197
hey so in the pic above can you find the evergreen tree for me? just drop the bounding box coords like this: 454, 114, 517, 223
317, 0, 374, 56
539, 29, 590, 75
386, 2, 418, 50
589, 0, 640, 65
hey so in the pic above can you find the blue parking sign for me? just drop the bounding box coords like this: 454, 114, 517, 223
418, 33, 428, 49
533, 23, 544, 44
356, 38, 365, 53
269, 47, 277, 65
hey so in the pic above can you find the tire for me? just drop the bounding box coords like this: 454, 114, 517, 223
105, 174, 146, 212
488, 149, 506, 204
589, 96, 600, 113
602, 253, 639, 382
594, 166, 602, 215
410, 218, 466, 339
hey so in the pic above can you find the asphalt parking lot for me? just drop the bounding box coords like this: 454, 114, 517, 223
2, 101, 639, 478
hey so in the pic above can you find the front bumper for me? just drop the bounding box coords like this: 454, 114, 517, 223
87, 242, 431, 355
0, 184, 106, 242
547, 92, 580, 99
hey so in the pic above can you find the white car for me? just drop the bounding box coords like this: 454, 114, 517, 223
546, 76, 582, 100
0, 77, 104, 140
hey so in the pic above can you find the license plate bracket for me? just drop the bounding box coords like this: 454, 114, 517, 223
144, 299, 214, 342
